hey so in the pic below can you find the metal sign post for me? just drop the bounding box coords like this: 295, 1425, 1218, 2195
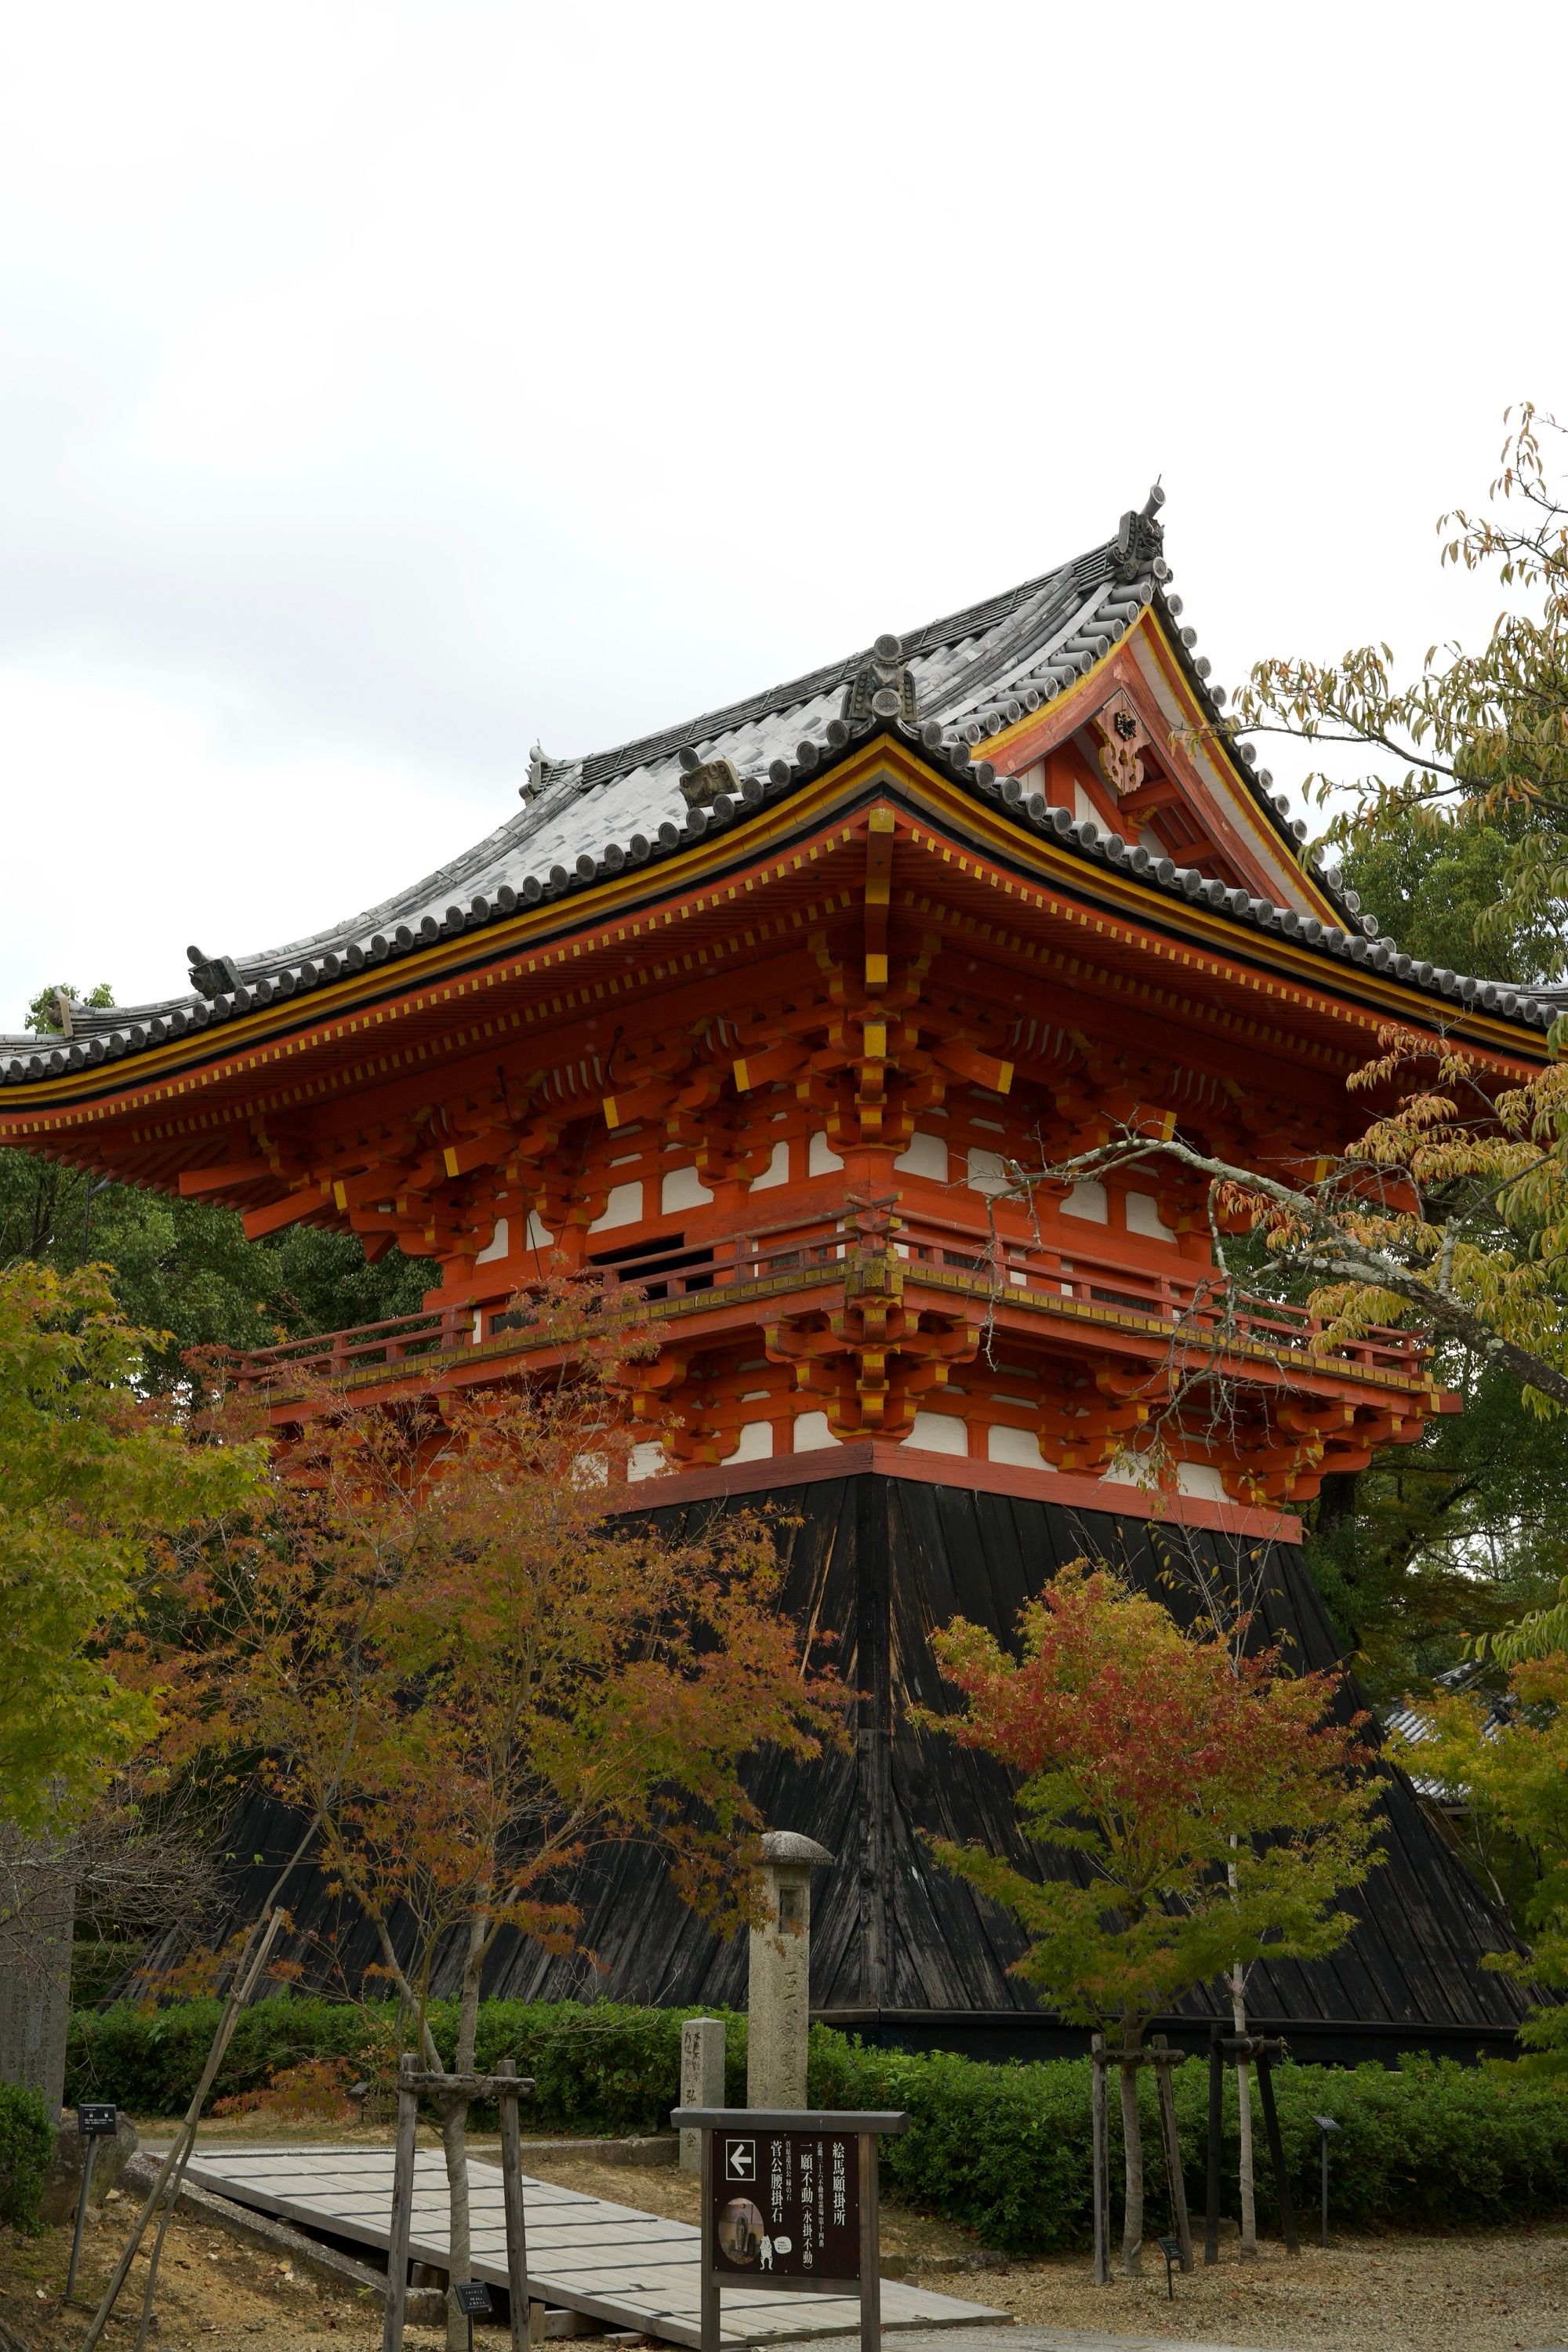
456, 2278, 493, 2351
1313, 2114, 1340, 2248
66, 2104, 119, 2306
672, 2106, 908, 2352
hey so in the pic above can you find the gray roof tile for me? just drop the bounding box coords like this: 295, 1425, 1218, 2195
5, 501, 1554, 1075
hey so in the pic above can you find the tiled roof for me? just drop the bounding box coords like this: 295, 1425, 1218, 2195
4, 499, 1557, 1082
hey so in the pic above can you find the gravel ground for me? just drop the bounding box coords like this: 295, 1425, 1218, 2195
9, 2126, 1568, 2352
977, 2231, 1568, 2350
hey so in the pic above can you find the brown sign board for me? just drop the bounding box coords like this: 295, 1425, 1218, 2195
711, 2128, 859, 2281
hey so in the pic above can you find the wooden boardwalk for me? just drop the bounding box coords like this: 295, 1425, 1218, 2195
179, 2147, 1008, 2347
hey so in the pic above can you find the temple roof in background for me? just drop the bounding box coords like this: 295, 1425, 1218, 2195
5, 492, 1558, 1084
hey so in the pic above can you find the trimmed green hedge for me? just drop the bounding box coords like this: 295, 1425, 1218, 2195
66, 1999, 748, 2136
65, 1998, 1568, 2254
812, 2036, 1568, 2253
0, 2080, 54, 2235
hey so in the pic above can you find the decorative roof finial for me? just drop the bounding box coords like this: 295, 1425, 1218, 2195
841, 633, 919, 727
1112, 482, 1166, 583
187, 946, 241, 999
677, 746, 745, 808
521, 742, 551, 803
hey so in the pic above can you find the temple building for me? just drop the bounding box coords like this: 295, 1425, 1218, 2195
3, 488, 1547, 2056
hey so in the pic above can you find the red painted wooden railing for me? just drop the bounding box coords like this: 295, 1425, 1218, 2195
230, 1205, 1421, 1392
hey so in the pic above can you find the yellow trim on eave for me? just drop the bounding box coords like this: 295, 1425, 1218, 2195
0, 732, 1548, 1123
969, 608, 1343, 926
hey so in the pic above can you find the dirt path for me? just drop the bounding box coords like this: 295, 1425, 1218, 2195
0, 2191, 448, 2350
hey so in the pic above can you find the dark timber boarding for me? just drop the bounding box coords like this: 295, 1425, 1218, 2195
191, 1475, 1531, 2065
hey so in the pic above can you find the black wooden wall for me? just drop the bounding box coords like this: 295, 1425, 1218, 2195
195, 1474, 1531, 2064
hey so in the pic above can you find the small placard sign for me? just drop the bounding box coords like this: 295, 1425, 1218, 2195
712, 2129, 859, 2281
78, 2103, 118, 2137
454, 2281, 493, 2315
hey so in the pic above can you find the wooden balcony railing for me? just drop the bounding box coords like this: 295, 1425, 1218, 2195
230, 1205, 1422, 1393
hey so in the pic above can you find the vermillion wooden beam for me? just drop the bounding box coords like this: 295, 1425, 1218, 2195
177, 1158, 274, 1196
732, 1042, 809, 1092
602, 1080, 678, 1130
931, 1040, 1014, 1093
864, 806, 895, 989
241, 1188, 329, 1240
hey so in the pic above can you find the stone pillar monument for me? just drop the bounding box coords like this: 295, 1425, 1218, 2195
746, 1829, 834, 2111
679, 2017, 725, 2172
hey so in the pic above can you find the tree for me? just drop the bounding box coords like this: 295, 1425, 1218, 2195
1336, 801, 1559, 989
1279, 802, 1568, 1693
172, 1275, 848, 2350
2, 981, 431, 1383
1305, 1361, 1568, 1699
1229, 401, 1568, 975
0, 1261, 261, 1836
1389, 1653, 1568, 2063
919, 1563, 1380, 2276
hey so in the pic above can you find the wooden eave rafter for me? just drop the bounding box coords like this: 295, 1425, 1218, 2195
0, 736, 1546, 1197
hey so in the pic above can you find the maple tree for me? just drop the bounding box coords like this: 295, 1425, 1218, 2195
174, 1272, 848, 2350
920, 1562, 1380, 2275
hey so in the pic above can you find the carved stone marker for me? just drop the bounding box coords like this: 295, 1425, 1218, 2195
746, 1831, 834, 2111
681, 2019, 726, 2173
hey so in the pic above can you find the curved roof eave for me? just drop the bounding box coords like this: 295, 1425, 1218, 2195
5, 501, 1556, 1083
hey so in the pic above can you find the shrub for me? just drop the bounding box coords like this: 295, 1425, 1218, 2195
810, 2034, 1568, 2254
212, 2056, 358, 2124
64, 1997, 1568, 2255
65, 1997, 749, 2134
0, 2080, 54, 2236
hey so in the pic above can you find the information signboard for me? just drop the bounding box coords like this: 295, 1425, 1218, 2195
672, 2103, 908, 2352
711, 2128, 859, 2281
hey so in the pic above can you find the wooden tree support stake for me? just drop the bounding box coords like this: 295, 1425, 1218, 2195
1254, 2049, 1298, 2256
1203, 2027, 1223, 2267
1090, 2033, 1109, 2288
1212, 2033, 1298, 2259
382, 2055, 537, 2352
1149, 2036, 1193, 2272
1088, 2039, 1190, 2284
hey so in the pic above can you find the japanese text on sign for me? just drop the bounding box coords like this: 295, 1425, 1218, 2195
713, 2132, 858, 2281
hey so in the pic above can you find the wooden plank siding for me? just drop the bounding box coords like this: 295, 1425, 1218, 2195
170, 1473, 1531, 2063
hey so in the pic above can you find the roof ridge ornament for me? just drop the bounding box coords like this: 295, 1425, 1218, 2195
1112, 482, 1166, 583
677, 748, 745, 808
187, 946, 241, 999
841, 633, 919, 727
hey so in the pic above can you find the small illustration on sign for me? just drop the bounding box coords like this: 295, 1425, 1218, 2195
717, 2199, 765, 2265
724, 2138, 756, 2181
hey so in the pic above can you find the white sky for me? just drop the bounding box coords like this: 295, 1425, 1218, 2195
3, 1, 1564, 1025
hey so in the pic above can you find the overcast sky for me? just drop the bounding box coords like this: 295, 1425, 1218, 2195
3, 2, 1564, 1025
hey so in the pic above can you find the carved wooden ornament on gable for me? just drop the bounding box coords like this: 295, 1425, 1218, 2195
1091, 688, 1149, 798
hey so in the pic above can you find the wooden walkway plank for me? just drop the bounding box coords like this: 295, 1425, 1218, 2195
176, 2147, 1004, 2346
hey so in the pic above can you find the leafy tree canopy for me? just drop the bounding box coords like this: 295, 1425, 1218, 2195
2, 981, 430, 1382
1232, 402, 1568, 976
920, 1562, 1380, 2052
0, 1262, 262, 1831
